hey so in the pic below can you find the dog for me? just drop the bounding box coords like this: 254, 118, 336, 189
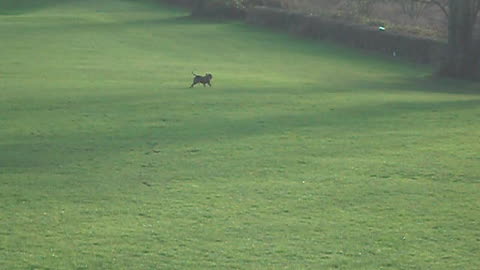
190, 72, 213, 88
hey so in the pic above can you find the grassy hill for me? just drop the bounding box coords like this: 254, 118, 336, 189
1, 0, 479, 269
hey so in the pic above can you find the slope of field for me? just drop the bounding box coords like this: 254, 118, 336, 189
1, 0, 479, 269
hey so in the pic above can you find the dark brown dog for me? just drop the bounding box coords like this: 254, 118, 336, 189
190, 72, 213, 88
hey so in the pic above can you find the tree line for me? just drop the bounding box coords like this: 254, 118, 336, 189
195, 0, 479, 79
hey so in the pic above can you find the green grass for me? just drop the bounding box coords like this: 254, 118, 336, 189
1, 0, 479, 269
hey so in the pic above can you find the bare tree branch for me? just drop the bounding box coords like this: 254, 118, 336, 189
410, 0, 449, 17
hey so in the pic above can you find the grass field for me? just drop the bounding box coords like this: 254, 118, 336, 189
1, 0, 479, 269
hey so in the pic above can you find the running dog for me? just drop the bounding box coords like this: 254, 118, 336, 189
190, 72, 213, 88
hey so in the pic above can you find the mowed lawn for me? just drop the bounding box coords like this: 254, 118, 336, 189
1, 0, 479, 269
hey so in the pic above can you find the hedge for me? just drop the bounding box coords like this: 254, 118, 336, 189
246, 7, 447, 65
161, 1, 447, 65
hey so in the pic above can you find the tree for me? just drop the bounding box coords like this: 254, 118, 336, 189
408, 0, 480, 78
439, 0, 480, 79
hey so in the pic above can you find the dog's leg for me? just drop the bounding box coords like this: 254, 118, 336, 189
190, 82, 196, 88
207, 82, 211, 87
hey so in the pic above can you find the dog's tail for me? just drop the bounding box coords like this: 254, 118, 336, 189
192, 72, 198, 77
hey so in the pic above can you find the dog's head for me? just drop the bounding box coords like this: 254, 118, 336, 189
205, 73, 213, 80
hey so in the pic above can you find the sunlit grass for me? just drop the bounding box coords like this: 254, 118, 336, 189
1, 0, 479, 269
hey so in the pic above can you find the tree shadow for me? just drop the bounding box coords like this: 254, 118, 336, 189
119, 15, 228, 27
2, 91, 479, 171
0, 0, 72, 15
399, 76, 480, 95
342, 75, 480, 96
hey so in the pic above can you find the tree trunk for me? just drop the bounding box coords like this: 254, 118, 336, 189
192, 0, 206, 16
439, 0, 480, 79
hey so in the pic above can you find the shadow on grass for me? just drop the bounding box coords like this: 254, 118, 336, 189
343, 75, 480, 96
406, 76, 480, 95
6, 14, 230, 33
1, 91, 479, 171
0, 0, 72, 15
